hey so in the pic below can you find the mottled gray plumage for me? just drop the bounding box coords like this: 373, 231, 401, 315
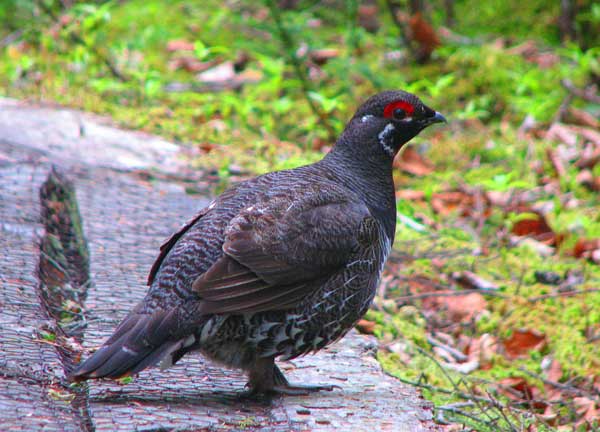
71, 90, 445, 394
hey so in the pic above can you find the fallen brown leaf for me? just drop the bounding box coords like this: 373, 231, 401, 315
566, 106, 600, 129
169, 57, 219, 73
546, 359, 563, 383
546, 123, 578, 146
396, 189, 425, 200
507, 40, 537, 57
404, 275, 440, 295
408, 12, 440, 62
437, 292, 487, 323
394, 146, 434, 176
511, 211, 559, 246
574, 238, 600, 262
574, 397, 600, 429
498, 376, 546, 409
309, 48, 339, 65
503, 329, 547, 359
167, 39, 195, 52
358, 4, 379, 33
498, 376, 535, 400
356, 319, 376, 334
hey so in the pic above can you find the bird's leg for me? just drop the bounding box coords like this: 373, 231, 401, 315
246, 357, 339, 396
245, 357, 277, 395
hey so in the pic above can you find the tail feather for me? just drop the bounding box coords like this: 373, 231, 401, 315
70, 308, 194, 382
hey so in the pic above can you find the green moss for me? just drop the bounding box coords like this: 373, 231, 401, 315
2, 2, 599, 429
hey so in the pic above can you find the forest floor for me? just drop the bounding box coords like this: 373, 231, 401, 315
1, 1, 599, 430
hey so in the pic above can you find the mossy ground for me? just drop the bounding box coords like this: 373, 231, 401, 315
1, 1, 599, 430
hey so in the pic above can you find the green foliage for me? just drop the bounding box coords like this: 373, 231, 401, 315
1, 1, 599, 430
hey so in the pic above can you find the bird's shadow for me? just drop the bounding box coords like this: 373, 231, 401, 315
88, 387, 280, 408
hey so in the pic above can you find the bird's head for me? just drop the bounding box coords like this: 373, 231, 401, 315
337, 90, 446, 159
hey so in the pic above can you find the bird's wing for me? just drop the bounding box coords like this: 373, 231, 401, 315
147, 205, 212, 286
193, 193, 377, 314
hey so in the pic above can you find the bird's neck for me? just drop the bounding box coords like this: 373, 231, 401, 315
319, 147, 397, 241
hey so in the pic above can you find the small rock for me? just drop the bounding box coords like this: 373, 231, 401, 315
381, 298, 398, 314
228, 164, 243, 175
443, 359, 480, 374
534, 271, 562, 285
511, 236, 555, 257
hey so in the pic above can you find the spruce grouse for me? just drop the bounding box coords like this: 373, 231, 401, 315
71, 90, 446, 394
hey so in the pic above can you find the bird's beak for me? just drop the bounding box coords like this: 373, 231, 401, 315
428, 111, 447, 124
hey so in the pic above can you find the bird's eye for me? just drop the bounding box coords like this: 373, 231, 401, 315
393, 108, 407, 120
383, 100, 415, 119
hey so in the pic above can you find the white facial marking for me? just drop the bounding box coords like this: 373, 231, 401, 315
378, 123, 396, 156
361, 114, 374, 123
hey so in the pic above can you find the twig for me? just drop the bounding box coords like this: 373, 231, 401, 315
395, 288, 506, 304
437, 404, 500, 429
264, 0, 336, 141
484, 389, 530, 432
438, 401, 476, 410
427, 335, 468, 362
528, 288, 600, 302
36, 1, 128, 81
452, 270, 499, 291
385, 0, 415, 58
391, 317, 510, 429
518, 367, 596, 398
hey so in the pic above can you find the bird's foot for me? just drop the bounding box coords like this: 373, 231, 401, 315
269, 363, 340, 395
244, 359, 341, 397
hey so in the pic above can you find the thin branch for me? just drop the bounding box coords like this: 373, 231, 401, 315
438, 404, 499, 429
518, 367, 596, 398
264, 0, 336, 141
388, 317, 512, 430
385, 0, 416, 58
427, 335, 468, 362
528, 288, 600, 303
394, 288, 506, 304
